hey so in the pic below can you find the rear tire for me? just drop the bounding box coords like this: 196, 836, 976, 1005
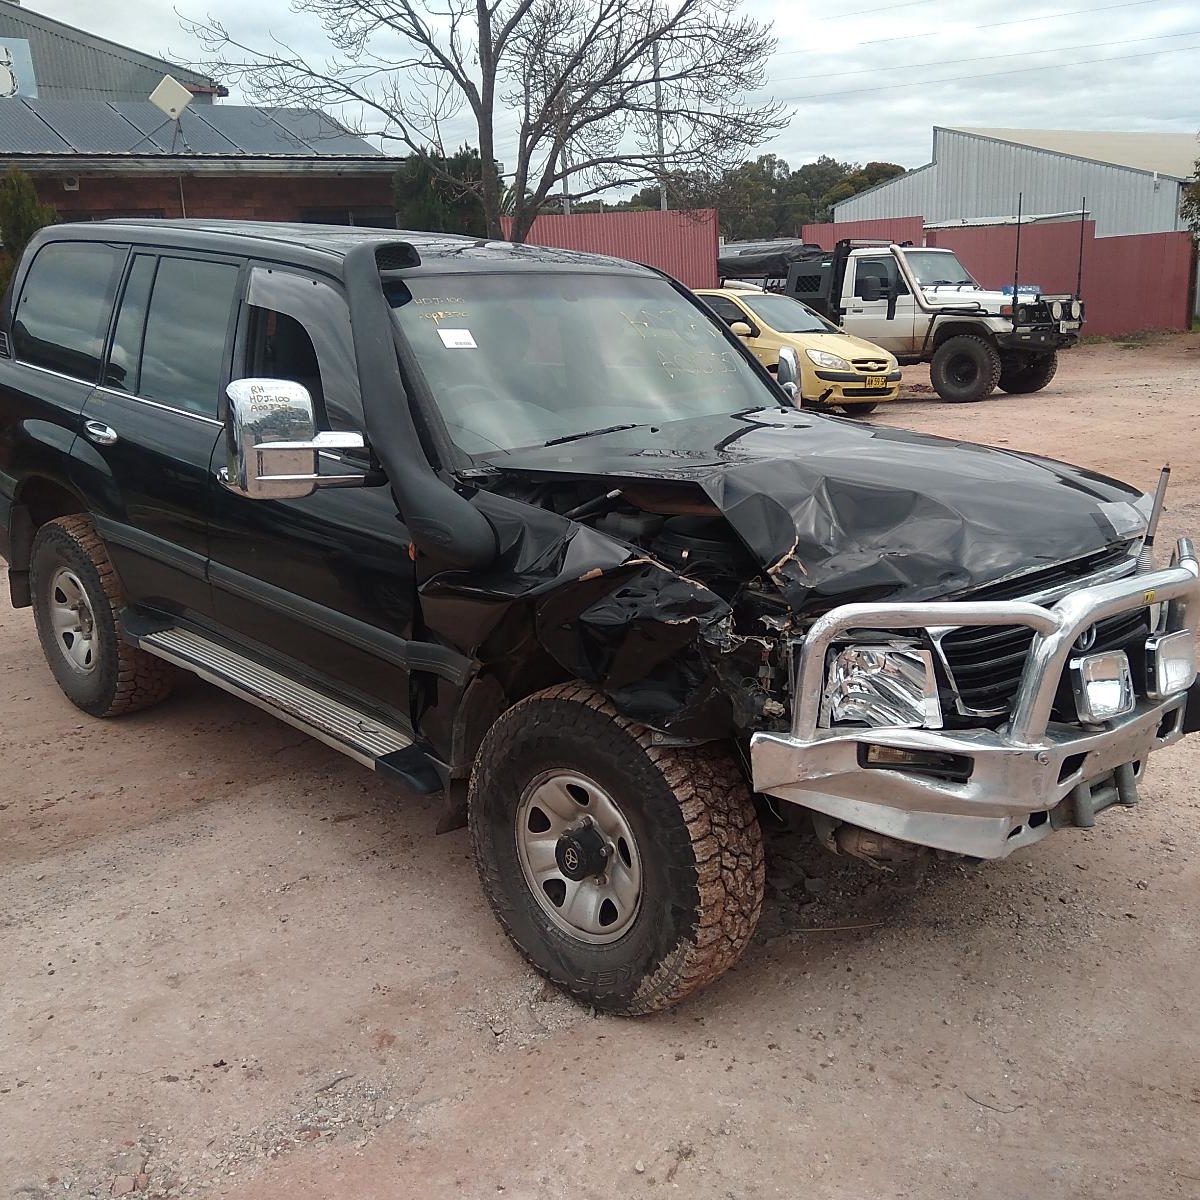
30, 515, 175, 717
929, 334, 1001, 402
469, 683, 765, 1015
998, 350, 1058, 394
840, 402, 879, 416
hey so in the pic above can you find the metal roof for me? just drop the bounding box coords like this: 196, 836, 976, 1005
948, 127, 1198, 181
0, 97, 383, 159
0, 3, 223, 102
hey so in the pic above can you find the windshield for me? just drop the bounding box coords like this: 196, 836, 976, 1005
904, 251, 979, 288
738, 292, 837, 334
388, 273, 780, 455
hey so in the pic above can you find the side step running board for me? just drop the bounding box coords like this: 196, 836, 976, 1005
136, 626, 438, 788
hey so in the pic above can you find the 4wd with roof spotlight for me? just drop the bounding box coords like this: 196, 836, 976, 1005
0, 221, 1194, 1015
724, 238, 1083, 403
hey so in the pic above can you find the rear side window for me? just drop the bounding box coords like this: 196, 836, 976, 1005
104, 254, 156, 392
12, 242, 126, 382
702, 295, 746, 326
139, 257, 239, 417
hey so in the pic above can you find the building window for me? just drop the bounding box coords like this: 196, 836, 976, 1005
299, 207, 397, 229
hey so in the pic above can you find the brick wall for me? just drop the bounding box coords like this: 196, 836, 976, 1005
32, 172, 395, 223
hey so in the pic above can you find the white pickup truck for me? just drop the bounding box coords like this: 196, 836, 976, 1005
782, 239, 1083, 403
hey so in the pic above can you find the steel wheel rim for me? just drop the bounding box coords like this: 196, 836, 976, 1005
948, 354, 978, 387
48, 567, 98, 674
515, 769, 643, 945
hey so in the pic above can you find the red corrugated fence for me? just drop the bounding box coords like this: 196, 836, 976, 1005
502, 209, 720, 288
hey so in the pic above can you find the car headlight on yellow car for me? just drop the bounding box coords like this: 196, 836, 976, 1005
805, 348, 852, 371
820, 644, 943, 729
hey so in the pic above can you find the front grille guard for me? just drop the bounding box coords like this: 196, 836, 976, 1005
790, 538, 1199, 747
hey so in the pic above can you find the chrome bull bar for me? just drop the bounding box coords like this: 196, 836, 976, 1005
749, 539, 1200, 859
788, 539, 1198, 746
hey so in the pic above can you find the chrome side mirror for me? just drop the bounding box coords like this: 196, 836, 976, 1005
220, 379, 369, 500
776, 347, 801, 403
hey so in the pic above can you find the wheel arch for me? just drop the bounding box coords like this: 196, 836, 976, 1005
7, 475, 88, 606
931, 321, 998, 353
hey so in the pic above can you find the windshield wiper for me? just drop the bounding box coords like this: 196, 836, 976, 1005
542, 423, 647, 447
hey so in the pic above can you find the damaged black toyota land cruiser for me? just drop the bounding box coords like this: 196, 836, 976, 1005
2, 221, 1198, 1015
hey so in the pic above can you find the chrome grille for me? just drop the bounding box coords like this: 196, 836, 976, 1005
940, 606, 1151, 716
851, 357, 889, 372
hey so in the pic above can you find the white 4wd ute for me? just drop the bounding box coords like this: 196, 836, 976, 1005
786, 239, 1083, 403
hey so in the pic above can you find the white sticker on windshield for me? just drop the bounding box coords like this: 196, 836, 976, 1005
437, 328, 477, 349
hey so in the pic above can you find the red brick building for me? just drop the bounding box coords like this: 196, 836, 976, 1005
2, 98, 397, 226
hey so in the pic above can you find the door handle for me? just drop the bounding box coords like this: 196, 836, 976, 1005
84, 420, 119, 446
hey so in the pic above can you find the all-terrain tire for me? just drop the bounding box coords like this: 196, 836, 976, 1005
30, 515, 175, 717
469, 683, 765, 1015
841, 402, 879, 416
929, 334, 1002, 402
998, 350, 1058, 394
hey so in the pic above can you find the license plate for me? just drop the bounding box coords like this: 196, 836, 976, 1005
1059, 321, 1080, 333
864, 375, 886, 388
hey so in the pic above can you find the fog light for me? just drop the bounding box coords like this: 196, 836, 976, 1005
1146, 630, 1197, 699
1070, 650, 1135, 723
821, 645, 942, 729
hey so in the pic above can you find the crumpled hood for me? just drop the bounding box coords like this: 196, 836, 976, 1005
481, 407, 1147, 613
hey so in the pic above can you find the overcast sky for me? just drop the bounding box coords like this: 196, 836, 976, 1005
32, 0, 1200, 173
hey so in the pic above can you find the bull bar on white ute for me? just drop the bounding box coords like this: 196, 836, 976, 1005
751, 539, 1200, 860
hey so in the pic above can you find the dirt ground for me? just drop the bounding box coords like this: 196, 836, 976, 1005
3, 332, 1199, 1200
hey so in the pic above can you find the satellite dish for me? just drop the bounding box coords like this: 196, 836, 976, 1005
149, 75, 195, 120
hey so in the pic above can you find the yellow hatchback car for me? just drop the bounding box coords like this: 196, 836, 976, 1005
696, 287, 901, 415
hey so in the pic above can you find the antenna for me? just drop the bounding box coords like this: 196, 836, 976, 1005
1011, 191, 1022, 302
126, 76, 197, 218
1076, 195, 1086, 298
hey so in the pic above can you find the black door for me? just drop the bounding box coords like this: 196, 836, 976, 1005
69, 251, 242, 620
206, 263, 416, 724
0, 240, 127, 520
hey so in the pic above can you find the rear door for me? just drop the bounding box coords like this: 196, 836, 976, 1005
842, 255, 917, 355
70, 250, 242, 619
205, 263, 417, 723
0, 240, 126, 530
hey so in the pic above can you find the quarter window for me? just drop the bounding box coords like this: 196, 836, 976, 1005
139, 257, 239, 417
12, 242, 126, 382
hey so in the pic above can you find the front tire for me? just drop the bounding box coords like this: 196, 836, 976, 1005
998, 350, 1058, 394
469, 683, 765, 1015
30, 515, 175, 717
929, 334, 1001, 402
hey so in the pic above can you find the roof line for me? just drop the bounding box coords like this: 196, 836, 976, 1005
935, 125, 1193, 182
832, 159, 935, 214
0, 5, 221, 90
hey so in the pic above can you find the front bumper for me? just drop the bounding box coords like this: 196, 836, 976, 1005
751, 540, 1199, 859
996, 325, 1078, 351
811, 368, 902, 404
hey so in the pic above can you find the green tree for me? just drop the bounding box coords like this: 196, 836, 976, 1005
0, 166, 56, 292
393, 146, 497, 237
1182, 155, 1200, 235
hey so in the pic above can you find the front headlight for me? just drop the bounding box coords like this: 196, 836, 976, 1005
806, 348, 852, 370
1145, 631, 1197, 699
1050, 300, 1064, 321
820, 644, 943, 729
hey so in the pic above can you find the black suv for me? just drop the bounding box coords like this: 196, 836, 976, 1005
2, 221, 1197, 1015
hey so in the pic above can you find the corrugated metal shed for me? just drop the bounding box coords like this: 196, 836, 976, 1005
0, 97, 383, 159
0, 3, 222, 102
503, 209, 720, 288
951, 127, 1197, 180
834, 126, 1193, 237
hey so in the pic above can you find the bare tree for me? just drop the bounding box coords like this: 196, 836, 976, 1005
181, 0, 787, 242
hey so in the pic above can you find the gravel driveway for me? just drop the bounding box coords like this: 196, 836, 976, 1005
3, 332, 1198, 1200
